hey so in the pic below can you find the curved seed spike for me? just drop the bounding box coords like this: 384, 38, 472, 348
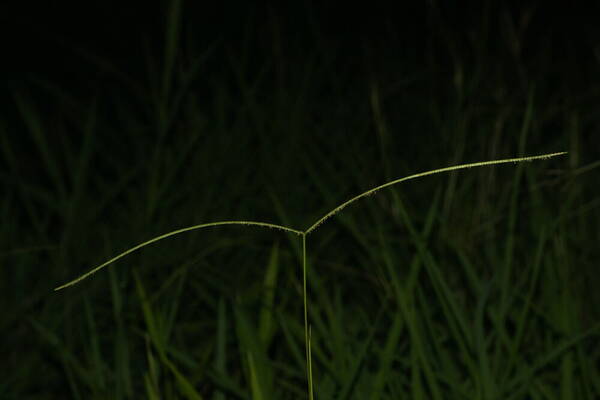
55, 152, 566, 291
54, 221, 303, 291
304, 152, 567, 234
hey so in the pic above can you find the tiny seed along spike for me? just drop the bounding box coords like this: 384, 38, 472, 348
55, 151, 567, 291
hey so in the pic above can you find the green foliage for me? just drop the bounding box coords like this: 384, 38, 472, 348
3, 0, 600, 399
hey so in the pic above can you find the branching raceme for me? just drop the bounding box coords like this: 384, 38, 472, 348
55, 151, 567, 400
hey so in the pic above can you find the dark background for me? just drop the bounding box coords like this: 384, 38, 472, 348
2, 0, 599, 398
2, 1, 598, 94
2, 0, 599, 177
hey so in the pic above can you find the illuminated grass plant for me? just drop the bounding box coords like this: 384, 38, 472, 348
55, 152, 567, 399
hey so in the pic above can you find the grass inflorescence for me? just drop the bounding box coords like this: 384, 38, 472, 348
55, 152, 568, 400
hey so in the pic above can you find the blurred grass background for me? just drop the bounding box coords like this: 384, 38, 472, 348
1, 0, 599, 398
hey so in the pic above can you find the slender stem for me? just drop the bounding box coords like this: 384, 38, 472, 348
302, 233, 314, 399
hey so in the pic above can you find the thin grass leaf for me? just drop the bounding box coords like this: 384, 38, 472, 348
500, 225, 548, 388
233, 303, 271, 400
258, 242, 280, 347
368, 298, 405, 400
411, 287, 447, 400
505, 323, 600, 399
396, 196, 473, 362
473, 279, 498, 398
135, 271, 165, 357
248, 352, 265, 400
109, 264, 133, 399
213, 297, 228, 400
336, 304, 387, 400
28, 318, 86, 399
83, 296, 106, 391
162, 0, 182, 101
500, 90, 535, 318
277, 312, 307, 376
137, 272, 206, 399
